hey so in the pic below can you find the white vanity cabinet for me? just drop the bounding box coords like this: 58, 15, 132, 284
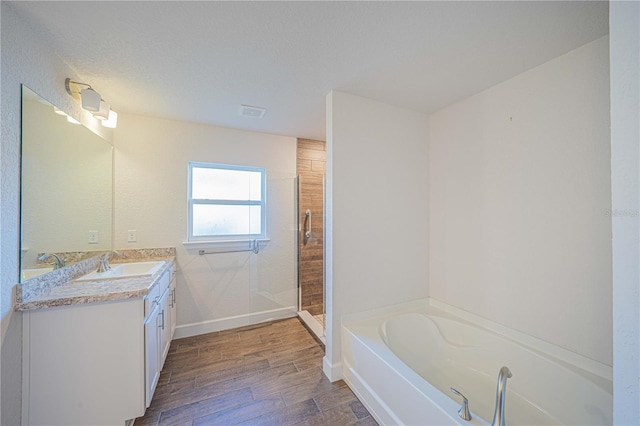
22, 262, 177, 426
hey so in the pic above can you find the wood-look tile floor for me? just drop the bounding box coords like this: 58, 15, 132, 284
134, 317, 378, 426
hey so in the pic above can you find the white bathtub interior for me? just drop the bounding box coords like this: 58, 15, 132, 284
342, 299, 612, 426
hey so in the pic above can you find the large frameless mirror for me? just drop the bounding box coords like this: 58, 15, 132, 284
20, 85, 113, 282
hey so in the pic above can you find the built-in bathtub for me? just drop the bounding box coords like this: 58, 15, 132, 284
342, 299, 612, 425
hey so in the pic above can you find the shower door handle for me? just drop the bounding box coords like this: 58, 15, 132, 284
305, 209, 312, 238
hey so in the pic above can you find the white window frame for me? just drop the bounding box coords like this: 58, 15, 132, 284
186, 162, 267, 247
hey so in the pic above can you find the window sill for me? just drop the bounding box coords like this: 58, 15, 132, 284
182, 238, 270, 254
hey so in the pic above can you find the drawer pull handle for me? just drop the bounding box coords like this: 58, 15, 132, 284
158, 310, 165, 330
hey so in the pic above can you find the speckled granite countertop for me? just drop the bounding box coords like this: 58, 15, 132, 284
15, 248, 176, 311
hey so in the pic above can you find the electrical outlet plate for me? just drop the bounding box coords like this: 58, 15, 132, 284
128, 230, 137, 242
88, 230, 99, 244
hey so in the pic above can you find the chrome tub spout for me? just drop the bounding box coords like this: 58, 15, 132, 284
491, 366, 512, 426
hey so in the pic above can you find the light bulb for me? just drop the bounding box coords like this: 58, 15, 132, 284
102, 110, 118, 128
93, 101, 110, 120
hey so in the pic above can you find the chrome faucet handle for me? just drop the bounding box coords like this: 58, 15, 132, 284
450, 387, 472, 421
96, 256, 110, 273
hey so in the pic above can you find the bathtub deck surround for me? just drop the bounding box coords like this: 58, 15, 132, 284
342, 298, 612, 426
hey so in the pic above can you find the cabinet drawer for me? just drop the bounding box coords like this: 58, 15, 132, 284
144, 285, 160, 320
161, 267, 171, 292
145, 269, 169, 319
144, 269, 171, 319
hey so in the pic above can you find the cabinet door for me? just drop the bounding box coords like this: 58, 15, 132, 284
144, 304, 160, 408
170, 275, 177, 338
158, 287, 172, 368
25, 300, 146, 424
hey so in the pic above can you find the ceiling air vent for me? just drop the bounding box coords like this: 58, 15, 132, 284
239, 104, 267, 119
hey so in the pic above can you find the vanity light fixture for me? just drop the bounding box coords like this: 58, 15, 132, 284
80, 87, 101, 112
102, 110, 118, 128
94, 101, 111, 120
65, 78, 118, 127
65, 78, 101, 111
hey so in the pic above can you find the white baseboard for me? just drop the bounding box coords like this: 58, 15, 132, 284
174, 306, 297, 338
323, 355, 342, 382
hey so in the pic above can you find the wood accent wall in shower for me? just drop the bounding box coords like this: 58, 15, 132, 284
297, 138, 325, 316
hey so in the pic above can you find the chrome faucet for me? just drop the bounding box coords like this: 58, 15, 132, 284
38, 253, 65, 269
97, 250, 121, 273
491, 366, 512, 426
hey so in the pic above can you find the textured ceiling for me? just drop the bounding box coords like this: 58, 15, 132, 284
8, 1, 608, 140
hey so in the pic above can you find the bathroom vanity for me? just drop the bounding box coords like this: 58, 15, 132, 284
16, 253, 177, 426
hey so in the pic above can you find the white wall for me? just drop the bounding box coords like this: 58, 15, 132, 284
325, 91, 430, 378
429, 37, 611, 365
113, 114, 298, 336
610, 1, 640, 423
0, 4, 113, 423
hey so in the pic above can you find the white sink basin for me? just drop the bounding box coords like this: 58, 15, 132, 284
76, 261, 165, 282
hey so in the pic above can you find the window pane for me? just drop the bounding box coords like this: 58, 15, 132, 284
249, 172, 262, 201
192, 167, 262, 201
249, 205, 262, 235
193, 204, 262, 237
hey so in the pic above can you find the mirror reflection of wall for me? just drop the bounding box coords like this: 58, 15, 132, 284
20, 86, 113, 281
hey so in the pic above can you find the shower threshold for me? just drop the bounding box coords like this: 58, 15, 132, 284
298, 310, 325, 344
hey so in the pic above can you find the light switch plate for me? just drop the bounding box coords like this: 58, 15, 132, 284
127, 230, 137, 243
